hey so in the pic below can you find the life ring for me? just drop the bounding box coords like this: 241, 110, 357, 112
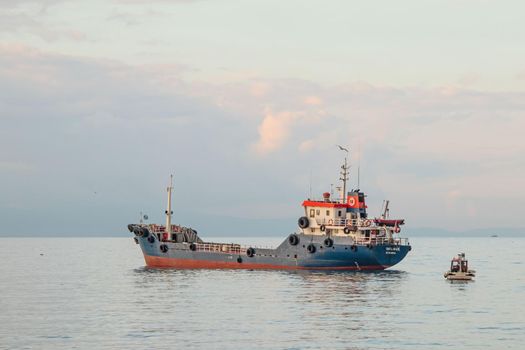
320, 225, 326, 232
307, 244, 316, 254
343, 227, 351, 234
162, 232, 169, 241
328, 219, 333, 225
298, 216, 310, 229
324, 238, 334, 247
147, 236, 155, 244
160, 244, 168, 253
394, 226, 401, 233
247, 247, 256, 257
363, 220, 371, 227
288, 234, 300, 246
189, 243, 197, 251
348, 197, 356, 206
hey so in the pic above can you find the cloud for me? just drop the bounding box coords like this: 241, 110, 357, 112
1, 44, 525, 234
303, 96, 322, 106
0, 0, 64, 8
252, 111, 297, 155
0, 5, 89, 42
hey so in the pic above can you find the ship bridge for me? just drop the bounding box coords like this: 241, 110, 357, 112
300, 190, 369, 236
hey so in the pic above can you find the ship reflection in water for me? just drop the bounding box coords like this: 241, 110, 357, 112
130, 267, 409, 347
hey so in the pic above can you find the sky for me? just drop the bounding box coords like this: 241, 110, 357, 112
1, 0, 524, 236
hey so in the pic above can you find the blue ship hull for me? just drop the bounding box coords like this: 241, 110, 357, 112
132, 230, 411, 270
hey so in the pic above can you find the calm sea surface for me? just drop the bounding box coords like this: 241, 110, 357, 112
0, 236, 524, 350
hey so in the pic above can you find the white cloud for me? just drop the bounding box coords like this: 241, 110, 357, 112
1, 45, 525, 233
303, 96, 322, 106
252, 111, 297, 156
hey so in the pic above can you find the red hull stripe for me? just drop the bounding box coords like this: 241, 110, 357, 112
144, 255, 389, 270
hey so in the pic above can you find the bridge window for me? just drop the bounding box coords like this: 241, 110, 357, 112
338, 210, 342, 217
316, 209, 320, 215
309, 209, 315, 218
326, 210, 330, 216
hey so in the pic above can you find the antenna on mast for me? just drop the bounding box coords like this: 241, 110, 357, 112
309, 169, 312, 200
357, 166, 360, 191
337, 145, 350, 203
357, 142, 362, 190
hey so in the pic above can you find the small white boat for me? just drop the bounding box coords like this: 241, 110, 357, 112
444, 253, 476, 281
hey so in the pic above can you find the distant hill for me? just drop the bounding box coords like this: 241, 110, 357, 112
1, 217, 523, 238
407, 227, 524, 237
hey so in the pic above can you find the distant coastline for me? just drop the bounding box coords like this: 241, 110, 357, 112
1, 227, 523, 238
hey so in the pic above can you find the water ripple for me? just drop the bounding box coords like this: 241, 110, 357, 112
0, 237, 524, 349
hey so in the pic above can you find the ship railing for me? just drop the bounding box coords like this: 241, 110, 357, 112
193, 242, 247, 255
192, 242, 276, 254
353, 236, 410, 246
315, 218, 403, 229
315, 218, 369, 227
146, 224, 186, 234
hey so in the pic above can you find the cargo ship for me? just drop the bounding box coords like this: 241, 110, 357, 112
128, 156, 411, 270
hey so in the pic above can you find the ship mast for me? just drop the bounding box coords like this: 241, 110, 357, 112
165, 174, 173, 235
337, 145, 350, 204
340, 157, 349, 203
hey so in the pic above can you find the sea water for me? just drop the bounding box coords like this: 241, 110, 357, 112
0, 236, 524, 350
